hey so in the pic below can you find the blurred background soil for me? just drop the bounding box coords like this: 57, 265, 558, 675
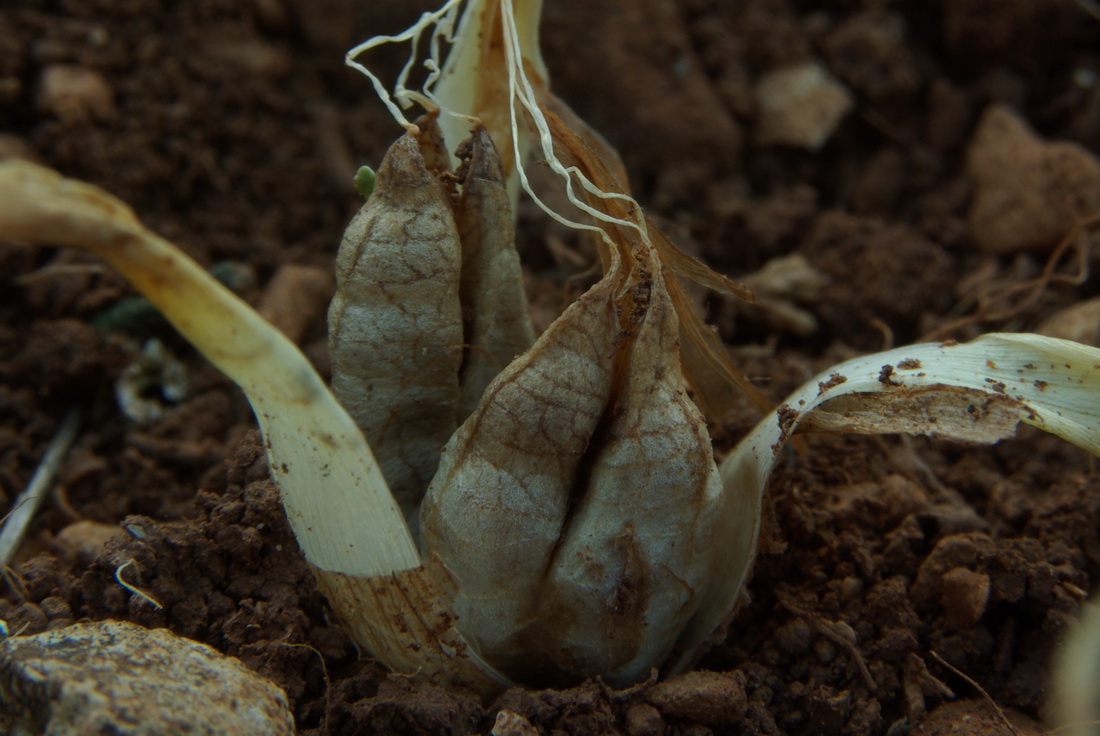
2, 1, 1100, 734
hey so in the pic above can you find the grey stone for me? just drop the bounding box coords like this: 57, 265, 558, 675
0, 620, 294, 735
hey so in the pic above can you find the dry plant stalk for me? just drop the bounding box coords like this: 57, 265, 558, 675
0, 159, 503, 694
3, 0, 1100, 707
329, 98, 732, 685
340, 0, 773, 682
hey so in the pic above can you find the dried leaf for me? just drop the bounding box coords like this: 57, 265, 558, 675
435, 0, 548, 188
454, 127, 536, 416
533, 267, 725, 686
532, 98, 766, 418
670, 332, 1100, 673
328, 129, 464, 530
0, 160, 419, 579
423, 120, 730, 680
0, 159, 506, 695
420, 271, 623, 680
329, 122, 535, 531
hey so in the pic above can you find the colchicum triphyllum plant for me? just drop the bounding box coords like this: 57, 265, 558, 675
3, 0, 1100, 710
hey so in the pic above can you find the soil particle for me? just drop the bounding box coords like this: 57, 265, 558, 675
774, 617, 812, 656
941, 567, 992, 631
966, 104, 1100, 254
646, 670, 749, 725
350, 679, 482, 736
912, 697, 1043, 736
799, 212, 955, 350
912, 533, 998, 610
542, 0, 742, 209
820, 10, 920, 106
35, 64, 116, 124
624, 703, 663, 736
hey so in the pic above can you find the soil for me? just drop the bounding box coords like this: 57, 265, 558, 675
2, 1, 1100, 735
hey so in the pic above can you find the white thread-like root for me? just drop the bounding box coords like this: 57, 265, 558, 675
344, 0, 465, 127
345, 0, 653, 266
497, 0, 645, 258
115, 559, 164, 610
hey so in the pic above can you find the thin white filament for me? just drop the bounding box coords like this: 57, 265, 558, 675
344, 0, 465, 127
498, 0, 652, 254
347, 0, 656, 269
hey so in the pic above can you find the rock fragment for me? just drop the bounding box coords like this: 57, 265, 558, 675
36, 65, 116, 123
492, 710, 539, 736
0, 620, 294, 735
55, 520, 125, 564
940, 566, 991, 630
754, 63, 854, 150
913, 698, 1043, 735
645, 670, 748, 725
966, 104, 1100, 253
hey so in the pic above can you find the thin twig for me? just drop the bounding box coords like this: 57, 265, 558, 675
869, 318, 895, 351
0, 408, 82, 567
929, 650, 1020, 736
922, 215, 1097, 342
278, 641, 332, 735
781, 599, 877, 691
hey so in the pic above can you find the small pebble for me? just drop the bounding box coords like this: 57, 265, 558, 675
36, 65, 116, 123
626, 702, 664, 736
967, 103, 1100, 253
0, 620, 293, 735
646, 670, 748, 725
491, 710, 538, 736
55, 520, 125, 564
775, 618, 813, 655
754, 63, 854, 150
941, 567, 991, 630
